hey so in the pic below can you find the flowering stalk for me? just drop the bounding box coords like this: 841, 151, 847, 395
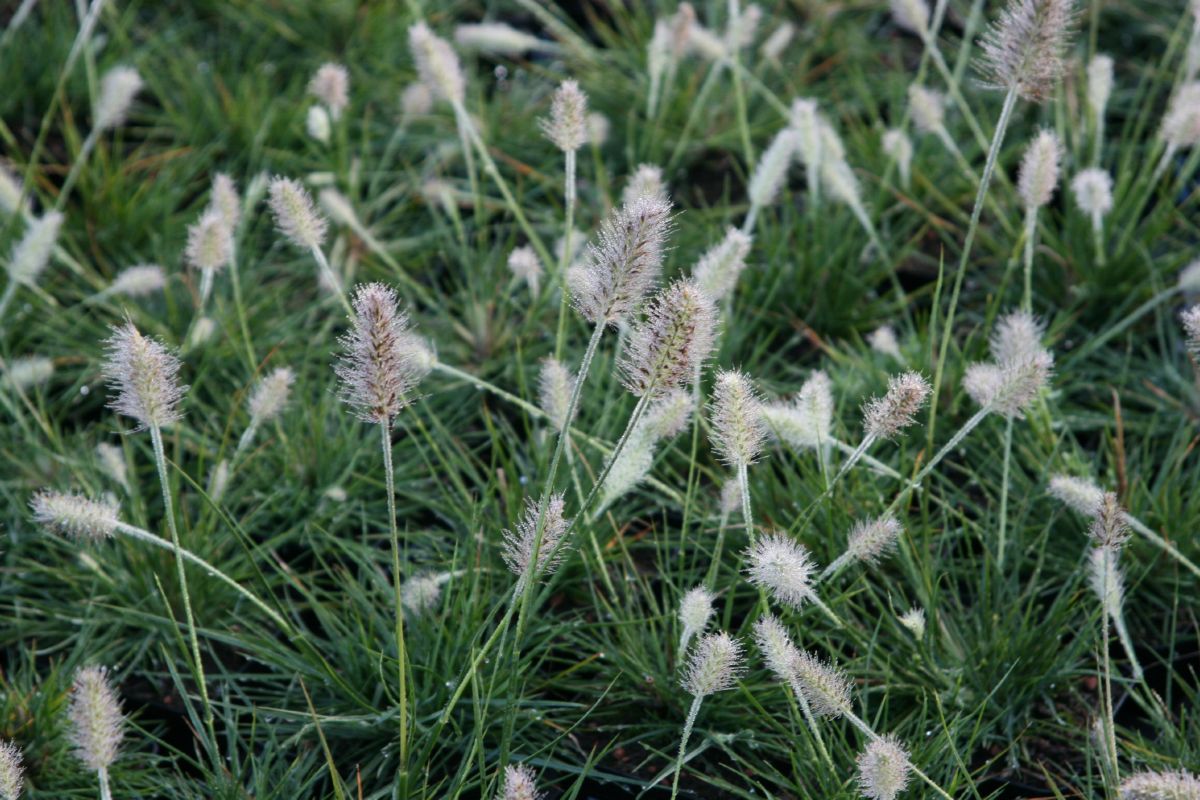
56, 65, 143, 212
268, 177, 349, 314
542, 80, 588, 359
670, 633, 744, 800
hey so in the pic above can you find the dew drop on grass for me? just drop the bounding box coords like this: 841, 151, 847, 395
80, 385, 89, 395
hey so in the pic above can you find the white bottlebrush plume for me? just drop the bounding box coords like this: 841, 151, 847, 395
248, 367, 294, 426
109, 264, 165, 298
744, 532, 817, 609
454, 22, 544, 56
963, 350, 1053, 417
7, 210, 63, 286
720, 478, 742, 516
306, 105, 331, 144
730, 4, 763, 49
681, 631, 744, 697
502, 494, 571, 585
908, 84, 946, 135
1089, 545, 1126, 621
585, 112, 610, 145
335, 283, 426, 423
862, 372, 930, 440
1048, 474, 1104, 516
898, 607, 926, 638
1183, 305, 1200, 357
791, 649, 853, 718
761, 370, 833, 450
30, 490, 119, 541
868, 325, 903, 360
401, 82, 434, 117
890, 0, 930, 35
709, 369, 767, 467
318, 189, 360, 231
208, 459, 231, 503
692, 226, 752, 302
1161, 82, 1200, 149
687, 23, 727, 61
568, 195, 672, 325
760, 20, 795, 62
817, 116, 848, 164
538, 357, 575, 432
1088, 491, 1130, 548
856, 735, 912, 800
69, 666, 124, 773
1087, 54, 1114, 120
0, 739, 21, 800
94, 66, 143, 131
746, 128, 800, 209
619, 279, 718, 398
96, 442, 129, 492
209, 173, 241, 232
188, 317, 217, 348
622, 163, 668, 207
789, 99, 822, 169
185, 208, 233, 274
1018, 129, 1062, 210
820, 159, 865, 210
0, 161, 27, 215
308, 62, 349, 119
3, 355, 54, 391
1119, 770, 1200, 799
598, 390, 693, 508
401, 572, 449, 616
1070, 168, 1113, 220
541, 79, 588, 153
881, 129, 913, 188
502, 763, 542, 800
103, 322, 187, 430
642, 388, 694, 439
977, 0, 1079, 103
409, 22, 466, 105
753, 613, 800, 681
268, 177, 327, 250
990, 309, 1044, 365
678, 585, 716, 654
845, 515, 903, 566
507, 246, 543, 294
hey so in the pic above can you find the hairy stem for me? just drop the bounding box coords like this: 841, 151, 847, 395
670, 696, 704, 800
554, 148, 577, 360
380, 421, 409, 773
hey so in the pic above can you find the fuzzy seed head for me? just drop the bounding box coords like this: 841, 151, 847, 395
308, 63, 349, 119
1018, 129, 1063, 210
568, 195, 672, 325
899, 607, 926, 638
30, 490, 119, 542
709, 369, 768, 466
110, 264, 165, 297
210, 173, 241, 232
209, 459, 231, 503
8, 210, 63, 286
318, 189, 359, 230
455, 22, 542, 56
3, 356, 54, 391
401, 82, 433, 117
538, 358, 575, 432
856, 735, 912, 800
1089, 545, 1126, 622
503, 764, 541, 800
1088, 491, 1130, 548
891, 0, 930, 34
977, 0, 1079, 103
789, 99, 823, 167
692, 226, 752, 301
401, 573, 444, 616
818, 117, 848, 164
908, 84, 946, 135
306, 105, 331, 143
95, 66, 143, 131
586, 112, 610, 145
862, 372, 930, 440
882, 130, 913, 188
720, 478, 742, 516
869, 325, 903, 360
1087, 54, 1114, 119
682, 631, 744, 697
687, 24, 727, 61
409, 23, 465, 104
597, 435, 654, 508
1071, 168, 1113, 218
744, 532, 816, 610
507, 246, 543, 293
103, 322, 187, 430
760, 21, 795, 61
68, 666, 124, 772
0, 739, 22, 800
96, 442, 128, 492
268, 177, 327, 250
1161, 82, 1200, 148
0, 162, 27, 216
248, 367, 294, 424
542, 79, 588, 153
642, 388, 694, 440
679, 586, 716, 651
185, 209, 233, 273
335, 283, 426, 423
846, 515, 903, 566
1119, 769, 1200, 799
753, 613, 799, 682
620, 280, 718, 398
747, 128, 800, 208
1048, 474, 1105, 516
821, 159, 864, 208
762, 371, 833, 450
502, 494, 571, 585
622, 163, 668, 208
792, 649, 853, 717
1182, 305, 1200, 357
188, 317, 217, 348
991, 310, 1045, 365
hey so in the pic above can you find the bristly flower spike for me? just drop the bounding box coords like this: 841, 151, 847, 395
1048, 474, 1105, 516
408, 23, 466, 104
502, 494, 571, 590
507, 246, 543, 295
761, 370, 833, 451
268, 177, 327, 251
681, 631, 744, 697
102, 322, 187, 431
619, 279, 718, 398
334, 283, 428, 424
1183, 305, 1200, 358
68, 666, 125, 778
882, 129, 913, 189
0, 739, 21, 800
502, 764, 542, 800
541, 79, 588, 153
621, 163, 668, 207
862, 372, 930, 440
95, 66, 144, 131
744, 532, 817, 609
977, 0, 1079, 103
1119, 770, 1200, 799
30, 490, 119, 542
678, 586, 715, 656
538, 358, 575, 432
692, 226, 752, 302
709, 369, 768, 467
6, 210, 63, 287
1018, 129, 1062, 211
308, 63, 349, 119
856, 735, 912, 800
